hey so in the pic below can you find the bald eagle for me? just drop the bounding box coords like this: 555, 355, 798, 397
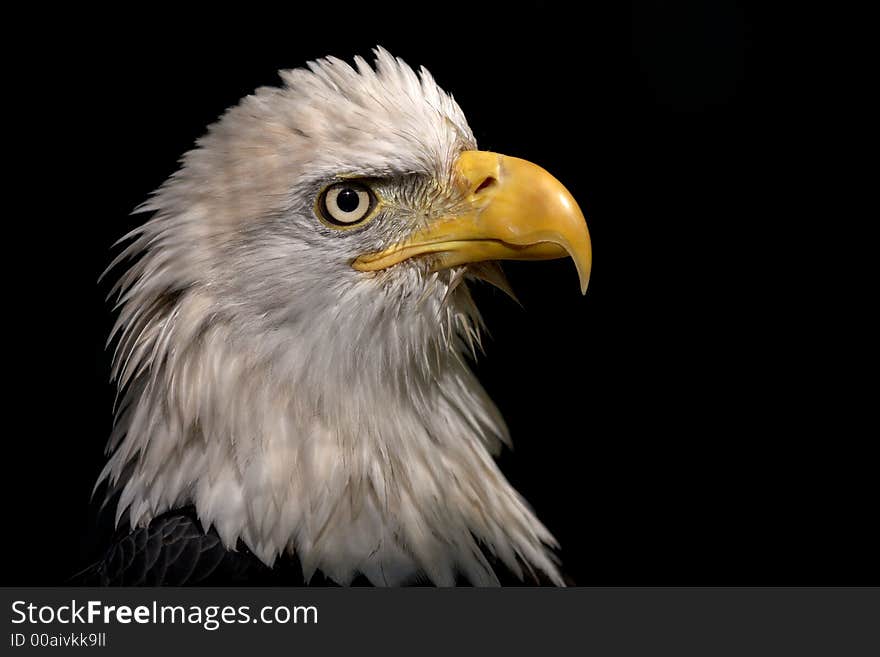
84, 49, 591, 587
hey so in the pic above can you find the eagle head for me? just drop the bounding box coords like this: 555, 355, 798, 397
101, 48, 591, 586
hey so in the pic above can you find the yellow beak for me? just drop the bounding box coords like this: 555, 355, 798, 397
352, 150, 592, 294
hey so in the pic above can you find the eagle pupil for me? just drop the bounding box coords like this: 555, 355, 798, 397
337, 188, 360, 213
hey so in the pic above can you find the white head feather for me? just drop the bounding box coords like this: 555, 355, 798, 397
100, 48, 563, 586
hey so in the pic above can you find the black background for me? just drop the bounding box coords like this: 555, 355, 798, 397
6, 3, 870, 586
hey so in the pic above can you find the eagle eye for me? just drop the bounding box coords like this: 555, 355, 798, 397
317, 182, 376, 228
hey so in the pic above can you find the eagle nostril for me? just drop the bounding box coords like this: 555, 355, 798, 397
474, 176, 497, 194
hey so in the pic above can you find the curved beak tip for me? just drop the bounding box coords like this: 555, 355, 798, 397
573, 239, 592, 295
578, 268, 591, 296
